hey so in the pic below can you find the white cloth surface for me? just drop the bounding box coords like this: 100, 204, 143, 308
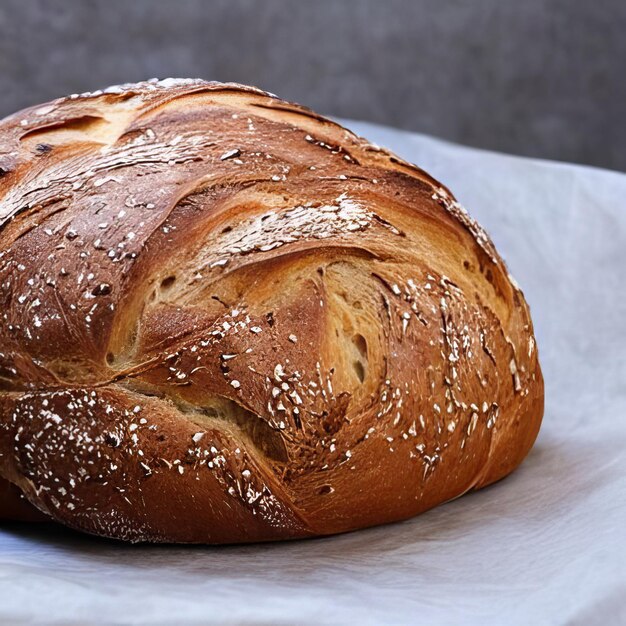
1, 119, 624, 626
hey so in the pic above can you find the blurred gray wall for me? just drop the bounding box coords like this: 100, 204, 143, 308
0, 0, 624, 171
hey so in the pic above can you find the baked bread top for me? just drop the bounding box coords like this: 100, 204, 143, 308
0, 79, 543, 542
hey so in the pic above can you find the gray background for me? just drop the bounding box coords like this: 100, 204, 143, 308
0, 0, 625, 171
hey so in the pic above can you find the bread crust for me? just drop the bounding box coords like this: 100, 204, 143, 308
0, 477, 49, 522
0, 79, 543, 542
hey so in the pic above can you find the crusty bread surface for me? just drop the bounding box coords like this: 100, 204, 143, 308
0, 79, 543, 542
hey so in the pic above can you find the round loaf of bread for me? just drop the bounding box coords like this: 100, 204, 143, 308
0, 79, 543, 543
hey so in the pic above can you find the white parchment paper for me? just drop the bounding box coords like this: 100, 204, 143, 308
1, 120, 624, 626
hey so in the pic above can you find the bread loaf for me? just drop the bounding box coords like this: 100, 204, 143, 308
0, 79, 543, 543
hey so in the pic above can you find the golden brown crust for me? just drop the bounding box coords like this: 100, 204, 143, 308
0, 79, 543, 542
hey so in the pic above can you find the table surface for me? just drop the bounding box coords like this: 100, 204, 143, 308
1, 119, 624, 626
